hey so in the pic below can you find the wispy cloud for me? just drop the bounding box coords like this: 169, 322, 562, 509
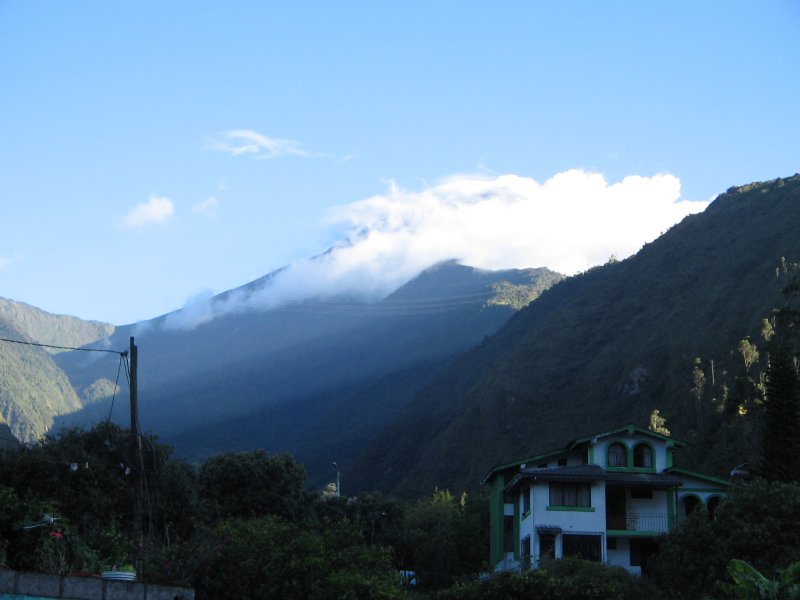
0, 252, 25, 272
192, 196, 219, 220
208, 129, 314, 159
122, 196, 175, 228
163, 169, 710, 330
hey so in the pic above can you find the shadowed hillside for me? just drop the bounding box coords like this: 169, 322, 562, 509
52, 263, 562, 485
350, 174, 800, 496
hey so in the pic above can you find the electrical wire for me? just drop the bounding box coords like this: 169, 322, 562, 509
0, 336, 126, 355
105, 353, 125, 424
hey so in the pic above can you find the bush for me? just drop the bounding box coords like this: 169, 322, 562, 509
435, 557, 665, 600
651, 479, 800, 599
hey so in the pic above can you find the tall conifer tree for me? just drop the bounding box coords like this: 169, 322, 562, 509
761, 346, 800, 482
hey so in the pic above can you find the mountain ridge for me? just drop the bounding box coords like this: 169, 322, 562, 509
349, 174, 800, 496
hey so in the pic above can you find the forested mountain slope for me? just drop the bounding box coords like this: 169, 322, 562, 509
351, 174, 800, 496
0, 299, 114, 441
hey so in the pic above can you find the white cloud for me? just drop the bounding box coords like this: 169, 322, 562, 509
122, 196, 175, 228
163, 169, 709, 329
192, 196, 219, 219
319, 169, 703, 280
163, 290, 216, 330
208, 129, 314, 159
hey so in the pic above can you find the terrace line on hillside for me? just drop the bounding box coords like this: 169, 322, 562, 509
481, 425, 729, 575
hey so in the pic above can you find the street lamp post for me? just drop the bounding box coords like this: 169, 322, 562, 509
332, 461, 340, 497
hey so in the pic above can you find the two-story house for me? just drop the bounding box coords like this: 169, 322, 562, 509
482, 425, 728, 575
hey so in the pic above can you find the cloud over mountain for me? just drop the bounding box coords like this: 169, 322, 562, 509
163, 169, 707, 329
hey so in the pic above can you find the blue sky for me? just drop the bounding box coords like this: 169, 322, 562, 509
1, 2, 798, 325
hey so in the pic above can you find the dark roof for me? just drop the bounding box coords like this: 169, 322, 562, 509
481, 424, 688, 484
479, 448, 568, 485
536, 525, 562, 535
567, 424, 687, 450
666, 467, 731, 487
505, 465, 694, 491
506, 464, 606, 490
605, 471, 684, 488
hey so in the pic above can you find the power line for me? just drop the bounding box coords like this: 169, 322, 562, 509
106, 353, 126, 424
0, 336, 126, 355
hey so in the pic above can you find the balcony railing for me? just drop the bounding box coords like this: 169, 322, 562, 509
607, 512, 674, 533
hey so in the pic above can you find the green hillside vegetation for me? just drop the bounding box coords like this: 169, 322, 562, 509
0, 298, 113, 353
0, 299, 114, 442
0, 328, 80, 444
351, 174, 800, 496
486, 270, 565, 310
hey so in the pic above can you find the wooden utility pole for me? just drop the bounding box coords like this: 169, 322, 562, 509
129, 337, 144, 563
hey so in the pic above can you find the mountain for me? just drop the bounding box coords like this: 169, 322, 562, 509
4, 173, 798, 499
0, 298, 114, 441
49, 262, 562, 485
350, 174, 800, 496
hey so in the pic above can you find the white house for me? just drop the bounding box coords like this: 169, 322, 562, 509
481, 425, 729, 575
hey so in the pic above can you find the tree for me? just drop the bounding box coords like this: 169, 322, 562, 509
721, 559, 800, 600
652, 480, 800, 599
193, 516, 403, 600
396, 488, 489, 589
199, 450, 309, 521
435, 557, 664, 600
648, 409, 670, 436
739, 339, 760, 371
761, 346, 800, 482
690, 357, 708, 430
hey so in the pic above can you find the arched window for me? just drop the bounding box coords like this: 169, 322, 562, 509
682, 495, 701, 516
633, 443, 653, 468
707, 496, 720, 520
607, 443, 627, 467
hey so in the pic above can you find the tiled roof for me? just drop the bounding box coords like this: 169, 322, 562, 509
505, 464, 605, 490
505, 466, 686, 490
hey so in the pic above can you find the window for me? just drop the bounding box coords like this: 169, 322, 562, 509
608, 443, 627, 467
563, 534, 601, 562
522, 484, 531, 515
682, 495, 701, 516
549, 482, 591, 507
633, 444, 653, 468
503, 516, 514, 552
